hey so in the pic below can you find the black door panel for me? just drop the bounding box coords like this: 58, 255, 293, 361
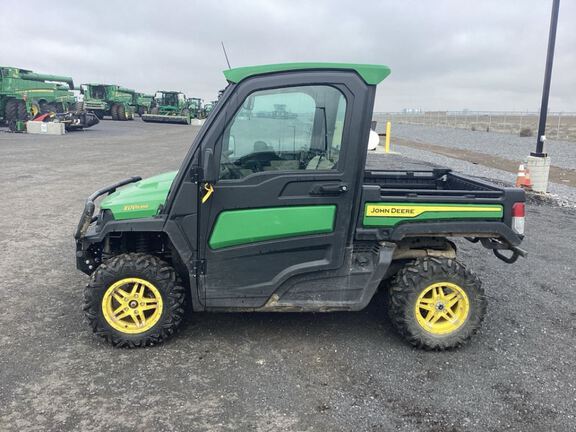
188, 72, 375, 308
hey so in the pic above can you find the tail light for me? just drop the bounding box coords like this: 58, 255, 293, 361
512, 202, 525, 235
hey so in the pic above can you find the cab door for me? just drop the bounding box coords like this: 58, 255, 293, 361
197, 72, 373, 308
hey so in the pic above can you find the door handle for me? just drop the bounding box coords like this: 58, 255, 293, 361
310, 183, 349, 195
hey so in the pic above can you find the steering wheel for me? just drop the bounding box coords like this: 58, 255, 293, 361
219, 150, 243, 180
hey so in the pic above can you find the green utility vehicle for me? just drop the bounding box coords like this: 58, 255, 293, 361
80, 84, 135, 120
75, 63, 527, 349
141, 91, 193, 124
0, 66, 76, 128
133, 93, 155, 117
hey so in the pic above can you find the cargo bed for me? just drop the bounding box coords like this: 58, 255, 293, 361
357, 155, 526, 261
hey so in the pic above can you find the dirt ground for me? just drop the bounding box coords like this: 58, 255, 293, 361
0, 120, 574, 431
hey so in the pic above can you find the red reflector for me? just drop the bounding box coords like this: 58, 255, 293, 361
512, 202, 525, 217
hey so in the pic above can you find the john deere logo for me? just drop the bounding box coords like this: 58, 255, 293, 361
367, 206, 416, 216
123, 204, 149, 211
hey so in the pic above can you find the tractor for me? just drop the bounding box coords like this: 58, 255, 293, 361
141, 91, 193, 125
187, 97, 204, 119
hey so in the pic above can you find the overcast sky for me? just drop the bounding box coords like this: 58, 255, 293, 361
1, 0, 574, 112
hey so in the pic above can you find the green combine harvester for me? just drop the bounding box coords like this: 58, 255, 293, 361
80, 84, 135, 121
141, 91, 193, 125
0, 66, 76, 129
133, 93, 154, 117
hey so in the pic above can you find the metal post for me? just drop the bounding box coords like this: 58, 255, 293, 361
385, 121, 391, 153
532, 0, 560, 157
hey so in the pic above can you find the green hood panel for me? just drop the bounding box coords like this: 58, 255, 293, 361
100, 171, 177, 220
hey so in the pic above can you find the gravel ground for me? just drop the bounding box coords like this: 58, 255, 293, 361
0, 120, 575, 431
387, 144, 576, 206
384, 124, 576, 171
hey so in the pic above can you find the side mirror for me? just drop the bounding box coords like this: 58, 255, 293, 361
202, 148, 217, 183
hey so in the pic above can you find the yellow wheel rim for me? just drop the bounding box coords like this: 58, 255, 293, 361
102, 278, 163, 334
31, 104, 39, 116
414, 282, 470, 335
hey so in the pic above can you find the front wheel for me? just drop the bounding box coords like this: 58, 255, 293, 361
111, 103, 119, 120
387, 257, 486, 350
83, 253, 186, 347
116, 104, 126, 121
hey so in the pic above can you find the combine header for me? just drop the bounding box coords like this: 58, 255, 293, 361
141, 91, 193, 125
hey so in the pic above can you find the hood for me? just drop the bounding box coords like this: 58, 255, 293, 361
100, 171, 178, 220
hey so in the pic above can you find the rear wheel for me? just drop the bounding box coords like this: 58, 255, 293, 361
84, 253, 186, 347
387, 257, 486, 350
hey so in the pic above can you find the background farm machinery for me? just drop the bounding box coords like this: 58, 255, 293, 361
80, 84, 136, 121
0, 66, 97, 131
142, 91, 197, 124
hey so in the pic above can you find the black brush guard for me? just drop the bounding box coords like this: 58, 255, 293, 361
74, 176, 141, 239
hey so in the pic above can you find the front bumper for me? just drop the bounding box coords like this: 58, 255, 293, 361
75, 177, 142, 274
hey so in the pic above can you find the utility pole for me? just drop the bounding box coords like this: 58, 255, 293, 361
527, 0, 560, 192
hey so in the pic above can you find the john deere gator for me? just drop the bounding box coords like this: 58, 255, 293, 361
80, 84, 135, 121
141, 91, 193, 125
0, 66, 76, 129
75, 62, 527, 349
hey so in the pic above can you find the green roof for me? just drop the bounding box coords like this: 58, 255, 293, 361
223, 62, 391, 85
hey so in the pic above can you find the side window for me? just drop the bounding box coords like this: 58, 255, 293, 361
219, 85, 347, 180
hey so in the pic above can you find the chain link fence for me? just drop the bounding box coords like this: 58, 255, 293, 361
373, 111, 576, 142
